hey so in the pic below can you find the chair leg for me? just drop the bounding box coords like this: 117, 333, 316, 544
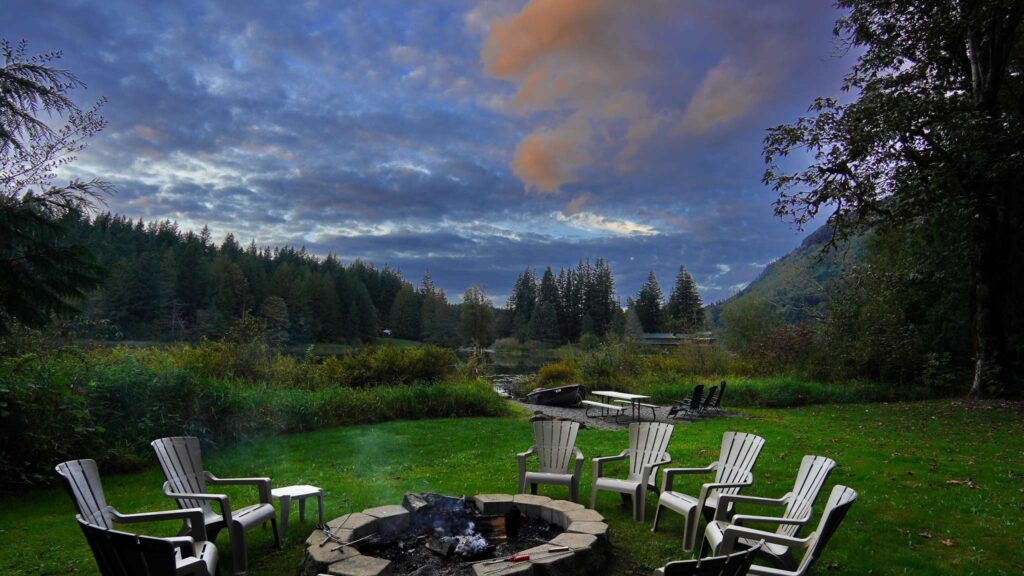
570, 478, 579, 503
589, 484, 598, 509
633, 486, 645, 523
683, 508, 698, 552
530, 483, 538, 495
230, 526, 247, 576
271, 517, 281, 549
651, 501, 663, 532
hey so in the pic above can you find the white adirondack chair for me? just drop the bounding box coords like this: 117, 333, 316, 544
56, 459, 218, 576
652, 431, 766, 551
590, 422, 674, 522
719, 485, 858, 576
518, 419, 585, 502
152, 436, 279, 576
702, 455, 836, 563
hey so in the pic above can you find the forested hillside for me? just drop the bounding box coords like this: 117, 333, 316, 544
709, 224, 867, 325
67, 212, 413, 343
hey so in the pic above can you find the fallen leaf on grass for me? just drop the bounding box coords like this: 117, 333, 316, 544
945, 479, 977, 488
941, 538, 955, 547
918, 530, 932, 539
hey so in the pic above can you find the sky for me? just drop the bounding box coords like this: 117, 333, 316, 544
5, 0, 854, 304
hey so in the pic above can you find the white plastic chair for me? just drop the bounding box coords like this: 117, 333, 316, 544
702, 455, 836, 564
56, 459, 218, 576
518, 419, 584, 502
719, 485, 858, 576
152, 436, 278, 576
590, 422, 674, 522
653, 431, 766, 551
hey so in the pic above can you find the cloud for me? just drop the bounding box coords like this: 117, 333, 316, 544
481, 0, 673, 193
677, 39, 785, 135
511, 116, 592, 194
554, 210, 658, 237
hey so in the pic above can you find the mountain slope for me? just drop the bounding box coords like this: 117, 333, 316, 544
710, 224, 867, 325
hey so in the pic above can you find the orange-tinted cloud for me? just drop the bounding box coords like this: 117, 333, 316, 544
511, 118, 592, 194
482, 0, 795, 194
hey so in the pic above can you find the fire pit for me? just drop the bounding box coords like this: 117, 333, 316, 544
299, 493, 610, 576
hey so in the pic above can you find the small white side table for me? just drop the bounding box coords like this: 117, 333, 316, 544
271, 484, 324, 540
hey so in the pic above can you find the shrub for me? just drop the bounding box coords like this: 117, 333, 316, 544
0, 342, 498, 493
536, 360, 577, 387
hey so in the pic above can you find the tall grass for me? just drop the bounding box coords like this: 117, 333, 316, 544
535, 339, 938, 407
0, 343, 506, 492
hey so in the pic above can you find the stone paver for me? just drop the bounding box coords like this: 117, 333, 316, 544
522, 544, 575, 576
361, 505, 410, 539
327, 512, 378, 540
540, 500, 584, 527
566, 521, 610, 544
512, 494, 552, 519
471, 560, 533, 576
562, 508, 603, 524
328, 554, 392, 576
472, 493, 516, 515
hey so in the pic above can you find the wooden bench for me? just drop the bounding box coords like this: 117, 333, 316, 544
581, 400, 626, 420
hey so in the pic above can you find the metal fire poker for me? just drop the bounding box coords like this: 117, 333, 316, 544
470, 545, 573, 571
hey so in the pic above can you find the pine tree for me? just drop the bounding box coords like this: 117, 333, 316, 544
260, 295, 289, 346
388, 283, 421, 339
461, 285, 495, 347
527, 301, 560, 344
538, 267, 559, 307
624, 298, 645, 341
635, 271, 664, 333
507, 268, 537, 341
666, 265, 704, 333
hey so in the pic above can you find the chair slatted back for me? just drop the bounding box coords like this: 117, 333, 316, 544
77, 517, 180, 576
151, 436, 211, 514
795, 485, 857, 574
712, 381, 727, 408
778, 455, 836, 537
533, 420, 580, 473
711, 432, 765, 500
628, 422, 674, 480
701, 386, 719, 410
662, 542, 762, 576
687, 385, 705, 411
56, 459, 114, 529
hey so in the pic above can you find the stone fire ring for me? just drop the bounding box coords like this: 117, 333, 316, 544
300, 493, 611, 576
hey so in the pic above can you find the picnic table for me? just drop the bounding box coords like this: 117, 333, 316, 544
586, 390, 656, 422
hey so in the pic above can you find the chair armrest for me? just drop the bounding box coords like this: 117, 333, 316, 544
720, 524, 814, 555
206, 473, 273, 503
517, 446, 536, 477
162, 481, 233, 527
592, 450, 629, 478
697, 473, 754, 506
661, 462, 716, 493
165, 536, 197, 558
713, 492, 790, 522
111, 507, 209, 542
731, 513, 810, 528
641, 454, 672, 489
573, 447, 584, 478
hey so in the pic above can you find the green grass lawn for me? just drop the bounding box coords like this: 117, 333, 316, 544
2, 400, 1021, 575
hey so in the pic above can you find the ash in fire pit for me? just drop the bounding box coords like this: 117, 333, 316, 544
300, 493, 609, 576
363, 493, 555, 573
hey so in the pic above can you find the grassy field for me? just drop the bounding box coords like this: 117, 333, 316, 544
1, 400, 1021, 575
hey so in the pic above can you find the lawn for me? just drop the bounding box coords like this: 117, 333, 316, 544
1, 400, 1021, 575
